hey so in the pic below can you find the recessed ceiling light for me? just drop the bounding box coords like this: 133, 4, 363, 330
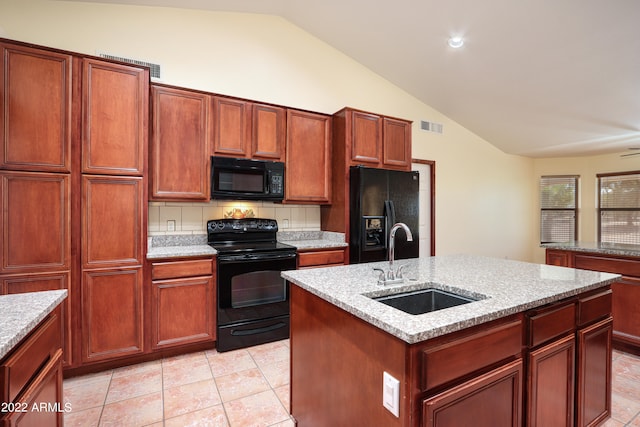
448, 36, 464, 49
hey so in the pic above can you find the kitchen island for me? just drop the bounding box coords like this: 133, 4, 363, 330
282, 255, 619, 427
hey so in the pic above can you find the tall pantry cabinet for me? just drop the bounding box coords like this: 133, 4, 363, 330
0, 39, 149, 369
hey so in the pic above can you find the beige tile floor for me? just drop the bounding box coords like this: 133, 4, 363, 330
64, 341, 640, 427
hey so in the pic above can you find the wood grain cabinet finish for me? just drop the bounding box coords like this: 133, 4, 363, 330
82, 175, 143, 269
251, 103, 285, 160
149, 257, 216, 350
285, 109, 331, 203
81, 268, 144, 363
1, 313, 63, 427
3, 273, 72, 367
150, 85, 209, 200
297, 248, 345, 269
211, 96, 251, 157
0, 43, 73, 173
350, 110, 382, 166
0, 172, 70, 274
545, 248, 640, 354
383, 117, 412, 169
82, 58, 148, 176
422, 359, 523, 427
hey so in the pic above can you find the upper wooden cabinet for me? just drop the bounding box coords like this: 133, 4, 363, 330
285, 109, 331, 204
0, 171, 70, 274
212, 97, 286, 161
150, 85, 210, 200
336, 107, 412, 170
252, 103, 286, 161
0, 43, 73, 173
82, 58, 148, 176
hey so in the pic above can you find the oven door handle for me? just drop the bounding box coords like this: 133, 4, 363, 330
218, 252, 297, 262
230, 322, 288, 336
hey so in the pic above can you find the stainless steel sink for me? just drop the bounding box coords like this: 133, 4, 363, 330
372, 288, 477, 315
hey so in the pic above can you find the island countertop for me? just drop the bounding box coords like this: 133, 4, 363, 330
281, 254, 619, 344
0, 290, 67, 360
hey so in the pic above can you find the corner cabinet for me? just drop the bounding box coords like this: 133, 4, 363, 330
149, 257, 216, 350
150, 84, 210, 201
285, 109, 332, 204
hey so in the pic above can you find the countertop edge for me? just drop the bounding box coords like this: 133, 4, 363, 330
0, 290, 68, 360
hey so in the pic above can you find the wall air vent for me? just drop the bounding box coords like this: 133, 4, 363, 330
420, 120, 443, 135
98, 52, 162, 80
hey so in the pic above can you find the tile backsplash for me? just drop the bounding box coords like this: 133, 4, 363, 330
148, 200, 321, 236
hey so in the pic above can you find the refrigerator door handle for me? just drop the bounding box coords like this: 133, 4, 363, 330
384, 200, 396, 249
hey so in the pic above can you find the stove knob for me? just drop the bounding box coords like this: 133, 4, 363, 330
269, 220, 277, 229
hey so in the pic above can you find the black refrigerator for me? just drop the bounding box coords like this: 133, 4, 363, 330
349, 166, 419, 264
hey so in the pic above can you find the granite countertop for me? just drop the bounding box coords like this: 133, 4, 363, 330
281, 254, 619, 344
542, 241, 640, 257
0, 290, 68, 360
146, 231, 347, 259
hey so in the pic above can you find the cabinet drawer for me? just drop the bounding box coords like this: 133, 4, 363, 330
151, 258, 213, 280
578, 289, 612, 327
574, 254, 640, 277
298, 249, 345, 268
420, 317, 523, 392
0, 314, 60, 404
528, 301, 576, 347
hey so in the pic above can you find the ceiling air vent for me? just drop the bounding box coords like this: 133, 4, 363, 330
98, 52, 162, 80
421, 120, 443, 135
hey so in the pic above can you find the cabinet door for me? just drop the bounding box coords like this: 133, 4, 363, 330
4, 273, 72, 367
150, 276, 215, 350
0, 172, 70, 274
527, 334, 575, 427
422, 359, 523, 427
382, 117, 411, 169
350, 110, 382, 166
150, 85, 209, 200
545, 249, 573, 267
3, 350, 63, 427
612, 277, 640, 349
576, 317, 612, 427
252, 103, 285, 160
82, 268, 143, 362
211, 97, 251, 157
82, 175, 144, 269
285, 110, 331, 203
82, 58, 148, 175
0, 43, 72, 172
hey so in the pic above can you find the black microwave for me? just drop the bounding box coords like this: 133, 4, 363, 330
211, 156, 285, 201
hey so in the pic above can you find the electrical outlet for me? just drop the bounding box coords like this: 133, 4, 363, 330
167, 220, 176, 231
382, 371, 400, 417
282, 219, 289, 228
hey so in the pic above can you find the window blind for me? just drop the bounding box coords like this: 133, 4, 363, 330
540, 176, 578, 243
598, 171, 640, 245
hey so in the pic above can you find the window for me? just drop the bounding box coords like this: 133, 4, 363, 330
598, 171, 640, 245
540, 175, 578, 243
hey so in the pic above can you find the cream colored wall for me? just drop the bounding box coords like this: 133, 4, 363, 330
2, 0, 538, 260
532, 153, 640, 263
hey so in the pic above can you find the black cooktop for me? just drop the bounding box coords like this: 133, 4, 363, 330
207, 218, 296, 254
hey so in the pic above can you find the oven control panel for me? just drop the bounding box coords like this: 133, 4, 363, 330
207, 218, 279, 233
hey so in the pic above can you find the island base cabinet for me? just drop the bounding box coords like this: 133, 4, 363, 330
422, 359, 523, 427
576, 317, 613, 427
527, 334, 575, 427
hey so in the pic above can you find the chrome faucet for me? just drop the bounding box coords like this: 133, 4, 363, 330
373, 222, 413, 285
388, 222, 413, 273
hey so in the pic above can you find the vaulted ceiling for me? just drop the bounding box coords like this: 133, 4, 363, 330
63, 0, 640, 158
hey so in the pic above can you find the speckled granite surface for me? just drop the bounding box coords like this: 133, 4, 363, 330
278, 231, 347, 250
0, 290, 67, 360
282, 254, 619, 344
542, 241, 640, 257
147, 231, 346, 259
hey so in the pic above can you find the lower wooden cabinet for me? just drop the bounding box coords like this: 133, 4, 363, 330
1, 313, 63, 427
422, 359, 523, 427
81, 268, 144, 363
297, 248, 345, 269
576, 317, 613, 427
149, 257, 216, 350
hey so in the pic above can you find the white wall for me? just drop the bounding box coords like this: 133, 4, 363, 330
2, 0, 539, 261
531, 153, 640, 263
